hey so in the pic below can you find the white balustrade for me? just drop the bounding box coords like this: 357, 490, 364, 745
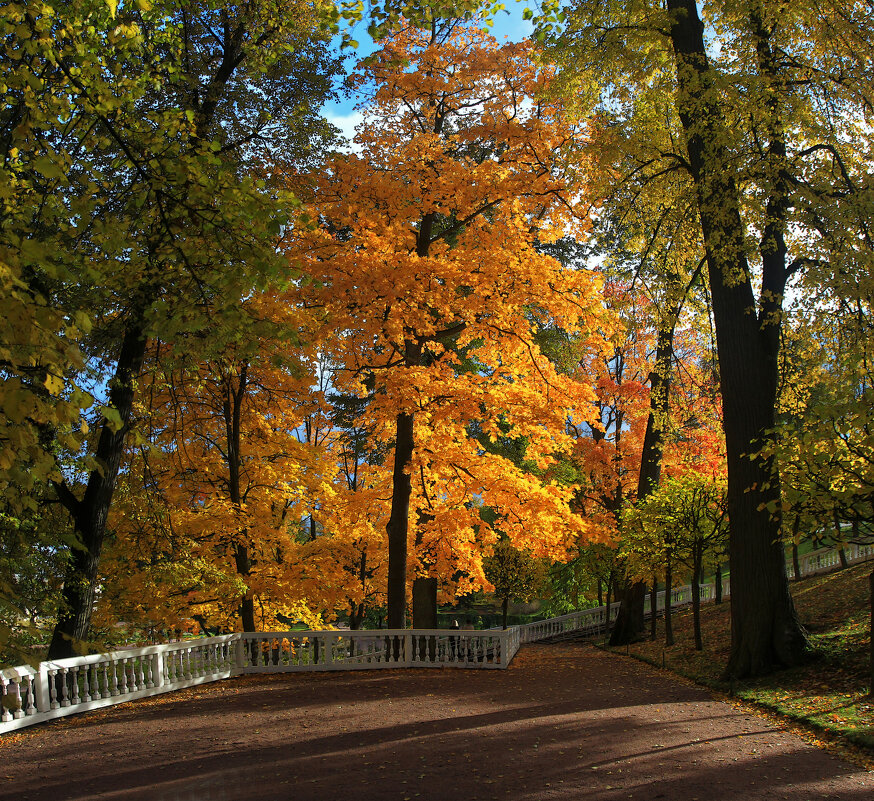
235, 629, 511, 673
2, 542, 868, 735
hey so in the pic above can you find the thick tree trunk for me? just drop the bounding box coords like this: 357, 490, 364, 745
234, 544, 257, 632
609, 580, 646, 645
386, 409, 415, 629
412, 577, 438, 629
48, 322, 148, 659
666, 0, 807, 678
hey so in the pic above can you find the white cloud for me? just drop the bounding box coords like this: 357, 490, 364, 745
325, 109, 364, 153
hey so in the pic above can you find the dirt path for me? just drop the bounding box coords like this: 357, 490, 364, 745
2, 643, 871, 800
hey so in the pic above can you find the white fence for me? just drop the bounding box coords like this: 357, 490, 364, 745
518, 579, 730, 643
786, 541, 874, 579
1, 628, 517, 734
237, 628, 514, 673
0, 635, 237, 733
1, 542, 867, 735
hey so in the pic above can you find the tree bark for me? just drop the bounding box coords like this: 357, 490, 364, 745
664, 552, 674, 647
650, 577, 658, 640
869, 570, 874, 697
665, 0, 807, 678
611, 300, 679, 645
412, 576, 438, 629
791, 513, 802, 581
715, 562, 723, 604
609, 580, 646, 645
48, 321, 148, 659
692, 541, 703, 651
386, 409, 415, 629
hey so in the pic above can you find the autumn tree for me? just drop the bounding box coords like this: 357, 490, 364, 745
483, 540, 547, 629
0, 0, 340, 657
662, 474, 728, 649
545, 0, 874, 676
288, 16, 608, 628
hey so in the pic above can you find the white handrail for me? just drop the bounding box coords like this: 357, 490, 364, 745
2, 542, 868, 734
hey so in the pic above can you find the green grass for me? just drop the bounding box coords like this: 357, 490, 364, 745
609, 561, 874, 760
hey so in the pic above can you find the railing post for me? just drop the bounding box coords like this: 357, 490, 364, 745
234, 634, 245, 674
36, 663, 50, 713
154, 650, 165, 689
404, 633, 412, 666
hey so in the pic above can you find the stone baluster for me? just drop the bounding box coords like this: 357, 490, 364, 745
10, 680, 24, 719
81, 666, 91, 703
59, 669, 70, 707
87, 665, 98, 701
0, 677, 11, 722
110, 661, 120, 696
47, 669, 59, 709
119, 659, 130, 694
70, 667, 81, 705
24, 675, 36, 716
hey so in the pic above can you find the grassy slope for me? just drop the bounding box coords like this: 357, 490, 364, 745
609, 560, 873, 761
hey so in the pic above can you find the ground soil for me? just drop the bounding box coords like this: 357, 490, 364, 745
1, 643, 872, 801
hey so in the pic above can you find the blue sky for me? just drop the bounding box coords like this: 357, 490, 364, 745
323, 5, 535, 143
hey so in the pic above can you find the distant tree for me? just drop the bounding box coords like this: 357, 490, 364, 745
483, 540, 547, 629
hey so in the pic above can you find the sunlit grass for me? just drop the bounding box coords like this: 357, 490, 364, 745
610, 561, 874, 756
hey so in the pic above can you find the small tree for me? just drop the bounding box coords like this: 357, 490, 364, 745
483, 541, 547, 629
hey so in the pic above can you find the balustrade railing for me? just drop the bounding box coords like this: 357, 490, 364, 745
786, 542, 874, 579
1, 635, 236, 733
237, 629, 511, 672
1, 542, 867, 735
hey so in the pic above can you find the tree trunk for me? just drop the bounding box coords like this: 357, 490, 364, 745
791, 513, 802, 581
609, 580, 646, 645
222, 362, 257, 632
692, 542, 703, 651
47, 321, 148, 659
715, 562, 723, 604
386, 409, 415, 629
597, 578, 603, 608
412, 577, 438, 629
611, 305, 679, 645
869, 570, 874, 697
650, 578, 658, 641
833, 509, 849, 568
666, 0, 807, 677
664, 552, 674, 647
604, 575, 613, 639
502, 596, 509, 630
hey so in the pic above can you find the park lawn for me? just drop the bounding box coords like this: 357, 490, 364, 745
613, 560, 874, 757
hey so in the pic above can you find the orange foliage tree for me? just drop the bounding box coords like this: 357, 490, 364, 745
286, 17, 609, 627
95, 292, 334, 634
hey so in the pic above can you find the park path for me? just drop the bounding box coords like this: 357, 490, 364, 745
1, 643, 871, 801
